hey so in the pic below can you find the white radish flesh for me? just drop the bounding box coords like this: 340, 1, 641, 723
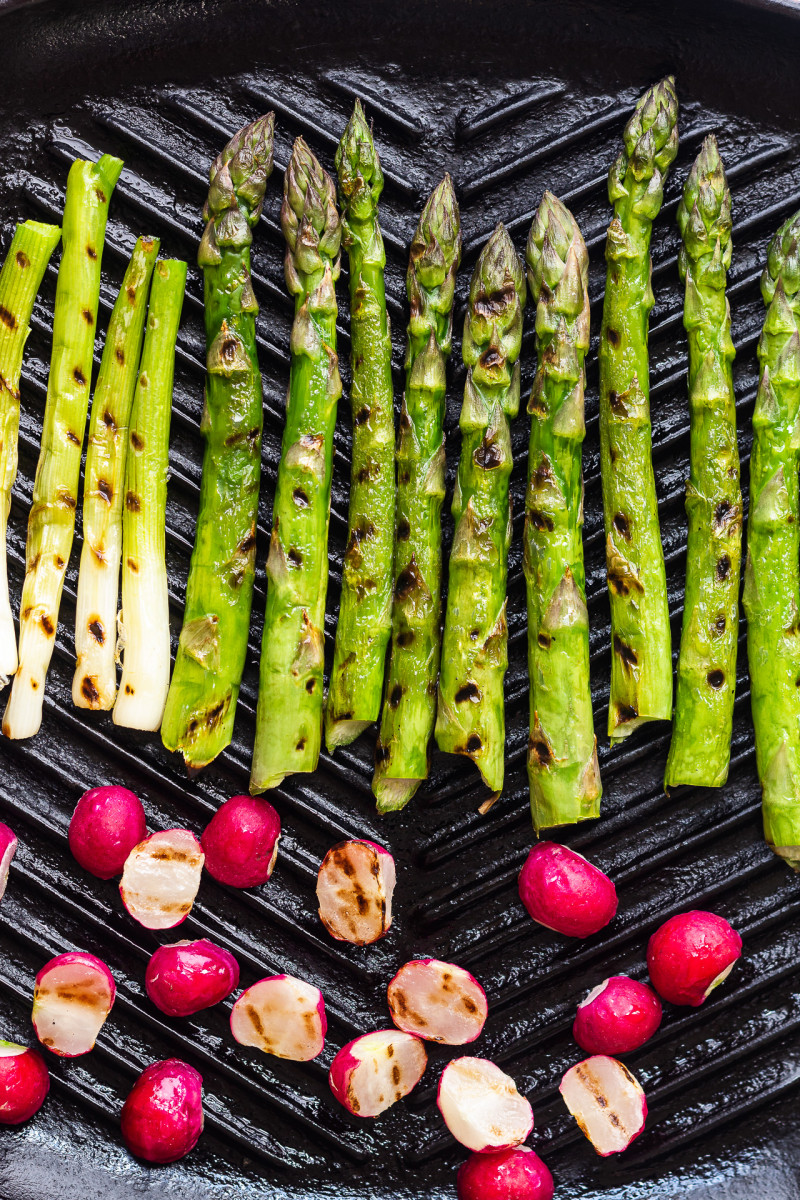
230, 975, 326, 1061
437, 1057, 533, 1153
0, 822, 17, 902
32, 952, 115, 1057
120, 829, 204, 930
387, 958, 487, 1044
317, 840, 395, 945
559, 1055, 647, 1155
329, 1030, 427, 1117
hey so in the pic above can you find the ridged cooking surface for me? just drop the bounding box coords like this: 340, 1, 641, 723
1, 3, 800, 1197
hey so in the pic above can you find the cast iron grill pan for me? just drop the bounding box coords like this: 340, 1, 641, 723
1, 0, 800, 1196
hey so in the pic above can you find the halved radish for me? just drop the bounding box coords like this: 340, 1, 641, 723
437, 1057, 533, 1153
559, 1055, 647, 1155
0, 822, 17, 902
317, 839, 395, 945
120, 830, 204, 930
230, 975, 326, 1061
387, 958, 487, 1044
329, 1030, 427, 1117
32, 952, 115, 1057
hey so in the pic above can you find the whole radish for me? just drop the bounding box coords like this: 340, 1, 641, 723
647, 910, 742, 1006
457, 1146, 554, 1200
317, 840, 396, 945
438, 1057, 533, 1153
518, 842, 617, 937
0, 1041, 49, 1124
201, 795, 280, 888
560, 1055, 647, 1155
32, 952, 115, 1057
120, 830, 204, 930
0, 822, 17, 902
145, 940, 240, 1018
121, 1059, 203, 1163
573, 976, 662, 1054
69, 786, 147, 880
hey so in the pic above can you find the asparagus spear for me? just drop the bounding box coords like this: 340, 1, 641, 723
114, 258, 187, 730
3, 154, 123, 740
72, 235, 159, 710
161, 114, 274, 767
743, 211, 800, 871
435, 224, 526, 796
372, 176, 461, 812
0, 221, 61, 685
524, 192, 601, 832
250, 138, 342, 793
599, 77, 678, 743
325, 101, 395, 750
666, 136, 741, 788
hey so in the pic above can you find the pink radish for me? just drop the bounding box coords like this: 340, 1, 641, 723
573, 976, 662, 1054
69, 786, 147, 879
387, 958, 487, 1044
0, 822, 17, 902
0, 1041, 49, 1124
518, 842, 617, 937
647, 910, 742, 1007
145, 940, 240, 1018
120, 829, 204, 930
32, 952, 115, 1057
559, 1055, 647, 1155
201, 795, 281, 888
438, 1057, 533, 1153
457, 1146, 554, 1200
230, 975, 326, 1061
121, 1058, 203, 1163
317, 839, 396, 945
329, 1030, 427, 1117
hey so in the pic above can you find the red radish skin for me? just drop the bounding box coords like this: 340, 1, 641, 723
121, 1058, 203, 1164
647, 910, 742, 1006
573, 976, 662, 1055
32, 952, 115, 1057
518, 842, 617, 938
0, 1041, 50, 1124
560, 1055, 647, 1155
69, 786, 147, 880
0, 822, 17, 902
457, 1147, 554, 1200
120, 830, 204, 930
438, 1057, 533, 1153
230, 975, 326, 1061
329, 1030, 427, 1117
145, 940, 240, 1018
201, 795, 281, 888
317, 839, 396, 945
387, 959, 488, 1045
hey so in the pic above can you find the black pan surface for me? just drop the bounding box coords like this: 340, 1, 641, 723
1, 0, 800, 1196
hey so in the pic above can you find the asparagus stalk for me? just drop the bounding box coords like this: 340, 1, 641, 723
435, 224, 526, 796
524, 192, 601, 831
599, 77, 678, 743
114, 258, 187, 730
72, 235, 159, 710
161, 114, 274, 767
743, 211, 800, 871
3, 154, 123, 740
0, 221, 62, 684
250, 138, 342, 793
666, 136, 741, 788
325, 101, 395, 750
372, 176, 461, 812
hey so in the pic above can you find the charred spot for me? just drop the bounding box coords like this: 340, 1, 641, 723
479, 346, 503, 370
66, 429, 81, 446
613, 635, 638, 669
54, 556, 65, 569
96, 478, 112, 502
609, 389, 627, 417
125, 491, 140, 512
714, 499, 732, 527
89, 620, 104, 644
95, 187, 107, 204
57, 489, 76, 509
40, 614, 54, 636
293, 486, 309, 507
73, 367, 86, 385
474, 437, 503, 470
397, 517, 411, 541
399, 409, 412, 431
389, 684, 404, 709
606, 327, 620, 346
296, 737, 306, 751
354, 405, 371, 426
716, 555, 731, 581
115, 347, 124, 364
81, 676, 100, 703
455, 681, 481, 704
607, 568, 638, 597
355, 892, 369, 916
82, 309, 94, 325
470, 628, 480, 641
305, 678, 315, 693
473, 280, 516, 319
399, 468, 411, 485
125, 683, 134, 695
397, 629, 414, 648
0, 305, 16, 330
87, 245, 97, 260
237, 531, 256, 555
713, 614, 726, 636
30, 679, 38, 690
127, 557, 139, 573
395, 558, 423, 600
462, 996, 478, 1014
357, 464, 374, 484
131, 431, 144, 451
375, 740, 390, 765
538, 631, 554, 652
288, 547, 303, 567
465, 734, 482, 754
616, 703, 638, 724
613, 512, 631, 540
391, 1064, 401, 1086
529, 737, 553, 766
707, 669, 725, 689
127, 285, 136, 304
16, 250, 29, 269
346, 521, 376, 557
103, 410, 117, 431
528, 507, 554, 532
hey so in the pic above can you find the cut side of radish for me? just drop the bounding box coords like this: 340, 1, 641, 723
0, 822, 17, 902
317, 839, 396, 945
120, 830, 204, 930
329, 1030, 427, 1117
32, 952, 116, 1057
388, 958, 487, 1044
230, 975, 326, 1061
437, 1057, 533, 1153
559, 1055, 647, 1155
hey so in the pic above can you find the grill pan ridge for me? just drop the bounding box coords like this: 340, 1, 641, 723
1, 0, 800, 1196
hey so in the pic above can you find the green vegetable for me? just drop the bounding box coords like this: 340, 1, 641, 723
161, 114, 274, 768
599, 76, 678, 743
524, 192, 601, 831
325, 101, 395, 750
743, 210, 800, 871
666, 135, 741, 788
435, 224, 526, 797
3, 154, 123, 740
373, 176, 461, 812
250, 138, 342, 793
